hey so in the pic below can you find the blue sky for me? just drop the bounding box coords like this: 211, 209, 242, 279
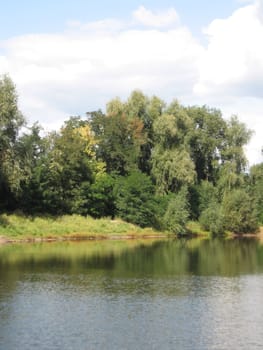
0, 0, 245, 39
0, 0, 262, 165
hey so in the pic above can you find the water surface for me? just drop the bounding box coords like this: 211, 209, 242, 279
1, 238, 263, 349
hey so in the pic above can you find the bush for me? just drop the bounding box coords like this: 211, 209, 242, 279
222, 189, 258, 234
162, 187, 189, 235
199, 202, 225, 235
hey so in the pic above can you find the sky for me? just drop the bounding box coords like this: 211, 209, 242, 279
0, 0, 262, 165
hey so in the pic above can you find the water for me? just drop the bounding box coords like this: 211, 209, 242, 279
1, 238, 263, 350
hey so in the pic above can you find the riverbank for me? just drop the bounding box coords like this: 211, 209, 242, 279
0, 213, 261, 244
0, 213, 169, 243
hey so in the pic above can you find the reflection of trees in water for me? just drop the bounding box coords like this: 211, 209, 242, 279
0, 239, 263, 283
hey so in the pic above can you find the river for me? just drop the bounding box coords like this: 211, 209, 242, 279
0, 238, 263, 349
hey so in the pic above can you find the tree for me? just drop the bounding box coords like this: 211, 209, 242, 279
114, 171, 157, 227
221, 116, 252, 173
152, 101, 195, 194
152, 147, 196, 194
190, 180, 218, 219
90, 106, 145, 175
126, 91, 165, 174
34, 117, 103, 214
86, 173, 116, 218
249, 163, 263, 223
15, 123, 51, 213
186, 105, 226, 183
199, 202, 225, 236
0, 75, 26, 210
221, 189, 258, 233
162, 187, 190, 234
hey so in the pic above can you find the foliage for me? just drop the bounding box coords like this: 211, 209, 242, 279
86, 173, 116, 218
199, 202, 225, 236
162, 187, 190, 235
196, 180, 218, 216
90, 107, 145, 175
186, 105, 226, 183
221, 189, 258, 233
0, 78, 260, 236
0, 75, 26, 209
152, 101, 195, 194
249, 163, 263, 224
114, 171, 158, 228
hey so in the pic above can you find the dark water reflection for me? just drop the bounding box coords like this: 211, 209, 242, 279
0, 238, 263, 349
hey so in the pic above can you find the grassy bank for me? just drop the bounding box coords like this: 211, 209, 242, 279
0, 214, 166, 242
0, 213, 260, 243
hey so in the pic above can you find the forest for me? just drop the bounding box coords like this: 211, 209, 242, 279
0, 74, 262, 235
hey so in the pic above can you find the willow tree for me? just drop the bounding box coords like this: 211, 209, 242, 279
152, 100, 196, 194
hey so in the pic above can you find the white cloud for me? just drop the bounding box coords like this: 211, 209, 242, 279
194, 2, 263, 96
0, 4, 262, 165
133, 6, 179, 28
192, 0, 263, 164
0, 8, 202, 127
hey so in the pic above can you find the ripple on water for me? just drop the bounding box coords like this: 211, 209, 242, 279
1, 239, 263, 350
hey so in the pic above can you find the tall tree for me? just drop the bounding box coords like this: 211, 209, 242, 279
217, 116, 252, 194
33, 117, 103, 214
125, 91, 165, 174
0, 75, 25, 209
152, 100, 195, 194
186, 105, 226, 183
249, 163, 263, 223
90, 105, 145, 175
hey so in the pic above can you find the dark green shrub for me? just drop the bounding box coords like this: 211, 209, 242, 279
114, 171, 157, 227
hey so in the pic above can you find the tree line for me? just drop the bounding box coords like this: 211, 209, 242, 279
0, 74, 262, 234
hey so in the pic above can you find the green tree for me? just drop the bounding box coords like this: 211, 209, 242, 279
216, 116, 252, 195
190, 180, 218, 219
162, 187, 190, 235
37, 117, 103, 214
86, 173, 116, 218
221, 189, 258, 233
90, 107, 145, 175
199, 202, 225, 236
187, 105, 226, 183
126, 91, 165, 174
152, 101, 195, 194
249, 163, 263, 223
0, 75, 26, 210
221, 116, 252, 173
114, 171, 157, 227
15, 123, 51, 213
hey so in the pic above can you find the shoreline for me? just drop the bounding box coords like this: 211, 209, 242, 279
0, 214, 262, 245
1, 230, 262, 245
0, 233, 171, 245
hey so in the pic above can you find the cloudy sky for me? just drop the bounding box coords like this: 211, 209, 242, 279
0, 0, 262, 165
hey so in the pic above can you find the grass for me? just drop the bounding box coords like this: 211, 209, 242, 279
0, 213, 165, 242
1, 213, 260, 243
186, 221, 211, 237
